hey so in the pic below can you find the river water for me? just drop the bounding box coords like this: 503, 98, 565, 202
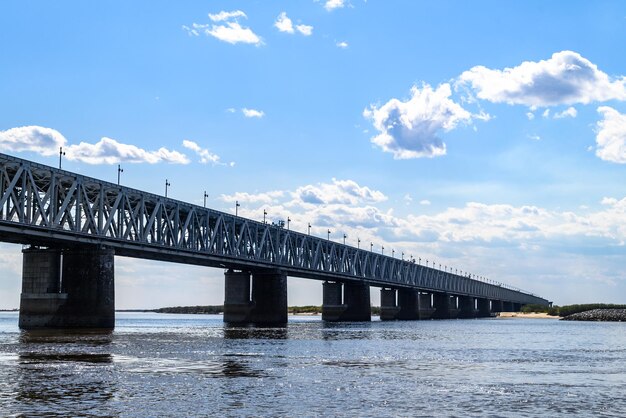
0, 312, 624, 417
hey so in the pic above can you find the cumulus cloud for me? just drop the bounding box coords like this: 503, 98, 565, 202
184, 10, 262, 45
0, 126, 67, 156
242, 108, 264, 118
363, 83, 474, 159
554, 107, 578, 119
293, 178, 387, 206
220, 190, 284, 204
336, 41, 349, 49
274, 12, 313, 36
66, 137, 189, 165
595, 106, 626, 163
324, 0, 346, 11
0, 125, 190, 165
459, 50, 626, 107
182, 140, 233, 166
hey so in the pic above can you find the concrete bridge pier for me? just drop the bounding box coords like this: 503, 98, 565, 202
419, 292, 434, 319
321, 281, 347, 321
458, 296, 477, 319
396, 289, 419, 320
477, 298, 491, 317
491, 300, 504, 313
19, 246, 115, 330
432, 292, 460, 319
502, 301, 514, 312
380, 288, 400, 320
251, 271, 287, 325
322, 281, 371, 322
224, 270, 253, 324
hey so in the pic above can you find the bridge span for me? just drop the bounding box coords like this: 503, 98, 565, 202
0, 153, 550, 328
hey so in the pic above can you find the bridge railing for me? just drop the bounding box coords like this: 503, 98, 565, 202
0, 153, 548, 306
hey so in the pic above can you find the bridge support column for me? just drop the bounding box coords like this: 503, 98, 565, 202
224, 270, 253, 324
491, 300, 504, 313
502, 301, 514, 312
458, 296, 477, 319
432, 292, 459, 319
251, 271, 287, 325
342, 282, 371, 321
396, 289, 419, 320
322, 281, 347, 321
19, 246, 115, 329
477, 298, 491, 317
513, 303, 522, 312
419, 292, 434, 319
380, 288, 400, 320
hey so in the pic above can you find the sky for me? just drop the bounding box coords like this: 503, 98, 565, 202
1, 1, 626, 309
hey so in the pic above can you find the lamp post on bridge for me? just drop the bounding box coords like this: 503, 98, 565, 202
381, 245, 384, 255
203, 191, 208, 208
165, 179, 170, 197
263, 209, 267, 224
370, 242, 373, 252
59, 147, 65, 169
401, 252, 404, 261
392, 249, 395, 258
235, 201, 240, 216
327, 229, 331, 240
343, 233, 347, 245
117, 165, 123, 185
308, 223, 311, 235
287, 217, 291, 230
357, 238, 360, 249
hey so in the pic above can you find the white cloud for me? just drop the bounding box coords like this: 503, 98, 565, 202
293, 178, 387, 206
182, 140, 232, 166
242, 108, 264, 118
185, 10, 262, 45
595, 106, 626, 163
274, 12, 313, 36
0, 126, 189, 165
459, 51, 626, 107
554, 106, 578, 119
542, 109, 551, 118
363, 83, 474, 159
336, 41, 349, 49
528, 134, 541, 141
526, 112, 535, 120
295, 24, 313, 36
208, 10, 247, 22
0, 125, 67, 156
419, 199, 431, 206
324, 0, 346, 11
66, 137, 189, 165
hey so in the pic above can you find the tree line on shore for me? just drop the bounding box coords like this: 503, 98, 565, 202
522, 303, 626, 317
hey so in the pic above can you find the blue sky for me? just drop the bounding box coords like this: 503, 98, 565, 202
1, 1, 626, 309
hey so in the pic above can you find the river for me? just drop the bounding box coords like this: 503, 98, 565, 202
0, 312, 624, 417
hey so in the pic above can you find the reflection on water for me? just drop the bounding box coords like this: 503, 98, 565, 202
0, 312, 625, 417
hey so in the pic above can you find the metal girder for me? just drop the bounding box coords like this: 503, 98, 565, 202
0, 153, 549, 306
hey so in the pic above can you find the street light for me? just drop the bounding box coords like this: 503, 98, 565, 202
58, 147, 65, 169
308, 223, 311, 235
203, 191, 208, 207
287, 217, 291, 230
357, 238, 361, 249
418, 257, 421, 265
327, 229, 331, 240
343, 233, 347, 245
165, 179, 171, 197
370, 242, 373, 252
117, 165, 123, 185
263, 209, 267, 224
235, 201, 240, 216
392, 249, 395, 258
401, 252, 404, 261
381, 245, 384, 255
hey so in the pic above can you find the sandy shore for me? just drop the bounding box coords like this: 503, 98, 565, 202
497, 312, 559, 319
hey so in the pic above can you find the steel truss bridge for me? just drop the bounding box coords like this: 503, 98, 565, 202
0, 153, 548, 306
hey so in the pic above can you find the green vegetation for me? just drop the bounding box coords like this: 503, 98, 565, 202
521, 303, 626, 317
288, 306, 321, 314
153, 305, 223, 314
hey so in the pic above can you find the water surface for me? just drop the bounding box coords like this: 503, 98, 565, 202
0, 312, 624, 417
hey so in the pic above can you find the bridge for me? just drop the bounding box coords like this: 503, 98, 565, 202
0, 153, 550, 329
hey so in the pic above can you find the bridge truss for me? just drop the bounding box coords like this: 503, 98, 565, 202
0, 153, 548, 305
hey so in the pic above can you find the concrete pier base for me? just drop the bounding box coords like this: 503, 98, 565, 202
477, 298, 491, 317
321, 281, 347, 321
19, 246, 115, 329
251, 271, 287, 325
458, 296, 477, 319
432, 292, 459, 319
419, 293, 434, 319
224, 270, 253, 324
322, 281, 371, 322
502, 301, 514, 312
380, 288, 400, 320
397, 289, 419, 320
491, 300, 504, 313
